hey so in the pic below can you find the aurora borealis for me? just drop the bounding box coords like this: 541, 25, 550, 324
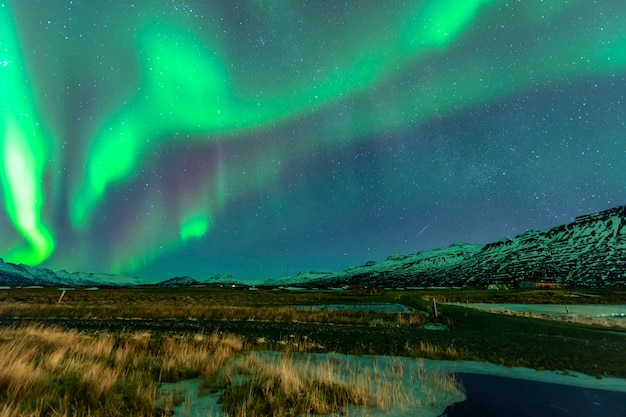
1, 1, 625, 282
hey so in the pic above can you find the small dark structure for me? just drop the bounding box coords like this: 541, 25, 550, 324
519, 281, 563, 290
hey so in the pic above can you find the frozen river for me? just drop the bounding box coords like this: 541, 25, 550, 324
292, 302, 413, 313
466, 303, 626, 318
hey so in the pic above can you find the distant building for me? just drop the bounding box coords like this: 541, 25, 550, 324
536, 282, 563, 289
519, 281, 563, 290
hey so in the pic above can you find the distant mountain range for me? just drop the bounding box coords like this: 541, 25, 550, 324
1, 205, 625, 288
0, 260, 145, 287
0, 259, 241, 287
154, 274, 240, 287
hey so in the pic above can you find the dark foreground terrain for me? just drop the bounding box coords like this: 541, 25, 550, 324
1, 286, 625, 377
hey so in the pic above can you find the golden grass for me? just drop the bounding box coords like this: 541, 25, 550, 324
554, 314, 626, 329
0, 324, 464, 417
0, 288, 429, 329
0, 324, 244, 416
402, 341, 467, 361
0, 302, 427, 328
215, 352, 463, 417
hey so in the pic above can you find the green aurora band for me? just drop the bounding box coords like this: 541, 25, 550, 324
0, 2, 54, 265
71, 0, 495, 231
1, 0, 625, 275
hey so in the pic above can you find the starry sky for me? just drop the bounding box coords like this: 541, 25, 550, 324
1, 0, 625, 282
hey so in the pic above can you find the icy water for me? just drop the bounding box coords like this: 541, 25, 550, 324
291, 302, 413, 313
441, 373, 626, 417
158, 356, 626, 417
466, 303, 626, 318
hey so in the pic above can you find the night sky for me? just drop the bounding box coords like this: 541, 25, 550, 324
1, 1, 625, 282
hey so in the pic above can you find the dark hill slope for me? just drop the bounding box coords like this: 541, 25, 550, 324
455, 205, 626, 287
314, 205, 626, 288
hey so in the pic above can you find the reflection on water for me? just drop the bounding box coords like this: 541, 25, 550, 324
466, 303, 626, 318
292, 302, 412, 313
442, 373, 626, 417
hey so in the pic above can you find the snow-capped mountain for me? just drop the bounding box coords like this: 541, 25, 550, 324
0, 260, 56, 286
0, 259, 145, 287
454, 205, 626, 287
154, 274, 245, 287
203, 273, 240, 286
310, 205, 626, 288
261, 270, 335, 287
154, 276, 203, 287
306, 242, 484, 288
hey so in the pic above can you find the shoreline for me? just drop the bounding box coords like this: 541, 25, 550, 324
157, 353, 626, 417
444, 372, 626, 417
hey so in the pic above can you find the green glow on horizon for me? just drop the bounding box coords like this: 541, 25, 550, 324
0, 2, 54, 265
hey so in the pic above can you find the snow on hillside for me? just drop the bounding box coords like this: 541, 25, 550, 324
314, 205, 626, 288
0, 258, 145, 287
261, 270, 335, 287
344, 242, 482, 277
456, 205, 626, 287
156, 276, 203, 287
53, 269, 146, 287
203, 274, 240, 285
260, 243, 484, 289
309, 242, 483, 288
0, 260, 50, 285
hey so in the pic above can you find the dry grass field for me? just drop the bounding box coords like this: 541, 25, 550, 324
0, 324, 462, 416
0, 286, 624, 416
0, 286, 427, 326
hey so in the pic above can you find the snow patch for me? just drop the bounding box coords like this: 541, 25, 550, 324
466, 303, 626, 318
157, 354, 626, 417
292, 302, 413, 313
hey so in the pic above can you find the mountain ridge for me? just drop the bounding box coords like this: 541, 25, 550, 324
1, 205, 625, 288
309, 205, 626, 288
0, 260, 146, 287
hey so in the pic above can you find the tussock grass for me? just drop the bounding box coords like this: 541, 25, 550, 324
0, 324, 148, 416
215, 352, 462, 417
0, 302, 426, 328
0, 287, 429, 328
0, 324, 243, 416
3, 287, 625, 381
403, 341, 467, 361
562, 315, 626, 329
0, 324, 463, 417
514, 311, 626, 329
158, 331, 244, 382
